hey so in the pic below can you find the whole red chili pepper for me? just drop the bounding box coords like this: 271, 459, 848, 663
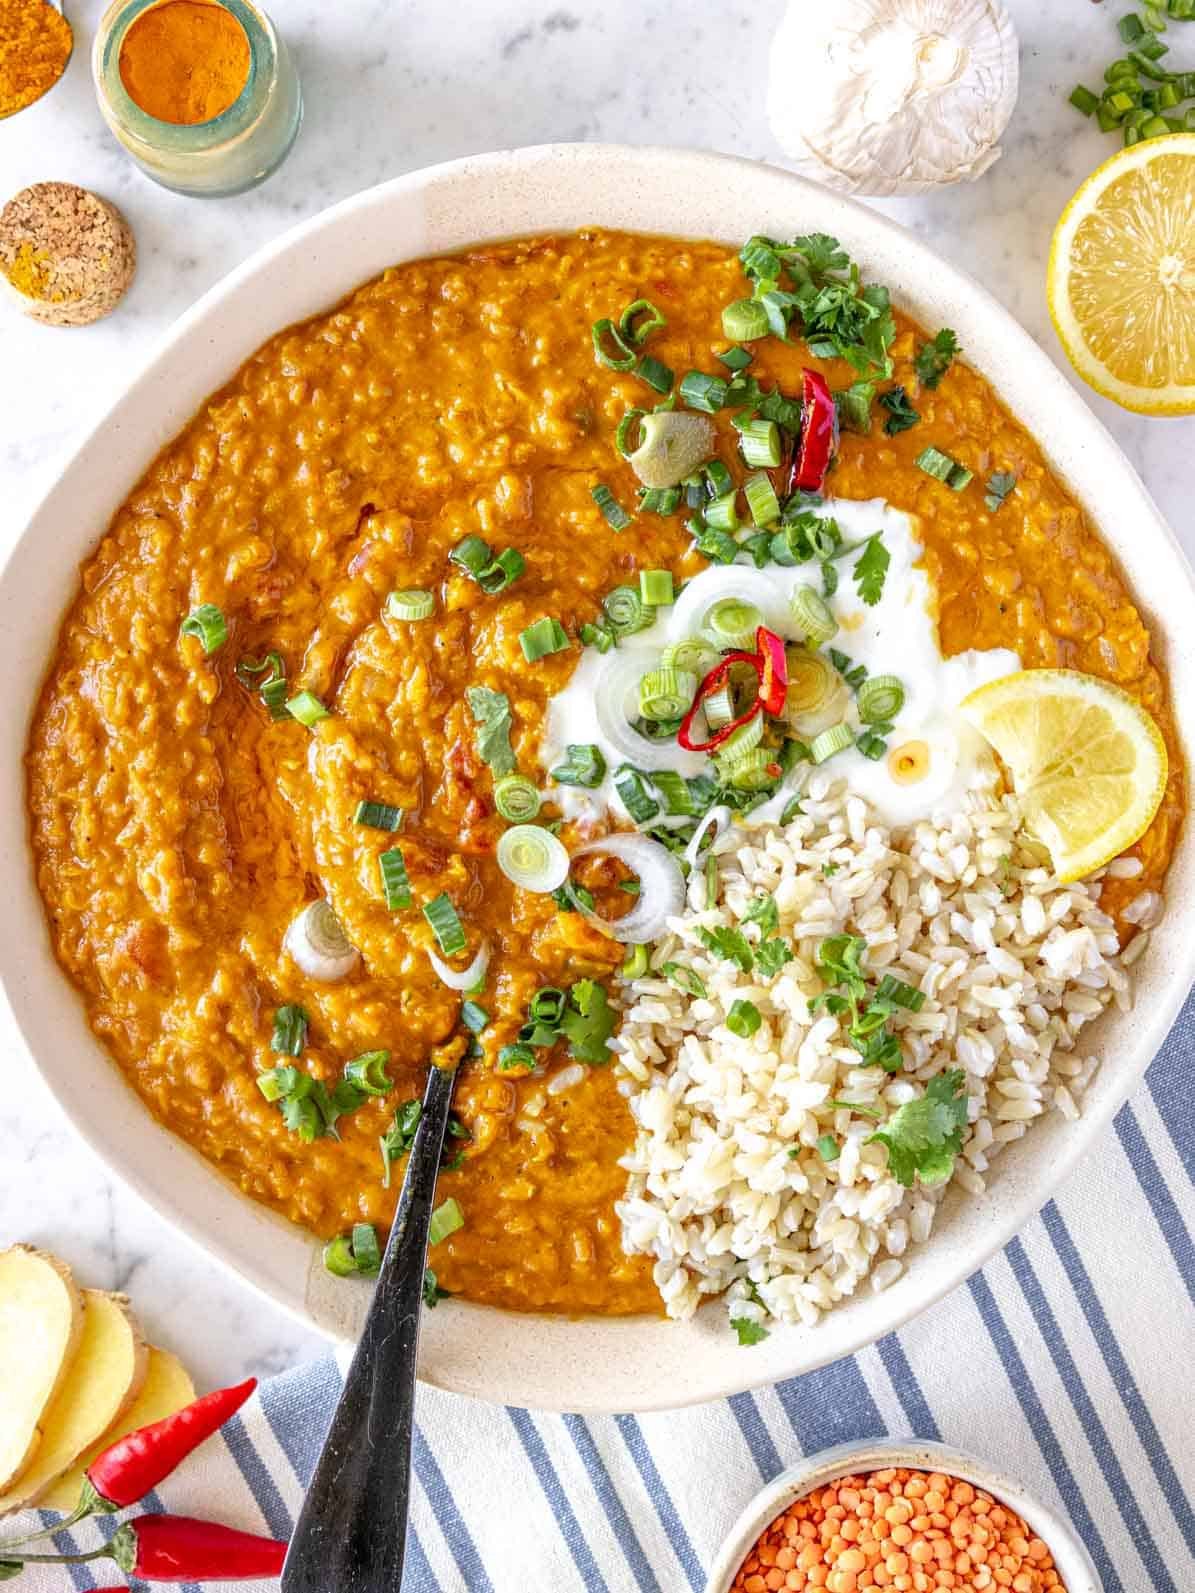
85, 1377, 258, 1514
790, 368, 838, 493
4, 1516, 286, 1583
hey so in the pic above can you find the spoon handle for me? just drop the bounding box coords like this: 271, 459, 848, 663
282, 1059, 458, 1592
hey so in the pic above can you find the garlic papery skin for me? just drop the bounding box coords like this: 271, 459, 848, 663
768, 0, 1019, 197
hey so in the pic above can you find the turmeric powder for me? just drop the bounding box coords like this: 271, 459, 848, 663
118, 0, 250, 125
0, 0, 74, 120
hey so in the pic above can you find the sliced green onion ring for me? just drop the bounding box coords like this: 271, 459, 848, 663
810, 723, 854, 764
286, 691, 331, 728
493, 773, 542, 822
704, 491, 740, 534
354, 800, 403, 831
616, 408, 646, 457
423, 892, 468, 956
386, 588, 435, 622
638, 666, 698, 721
702, 596, 763, 650
591, 318, 636, 370
739, 418, 781, 469
550, 743, 607, 788
379, 847, 411, 910
661, 637, 719, 677
603, 584, 649, 635
640, 569, 674, 607
716, 747, 775, 791
619, 297, 666, 345
429, 1197, 464, 1246
714, 713, 765, 766
520, 617, 570, 662
857, 674, 906, 724
592, 483, 633, 531
744, 472, 781, 527
345, 1051, 393, 1095
180, 603, 227, 655
497, 825, 570, 893
721, 298, 771, 342
702, 683, 735, 730
790, 586, 837, 648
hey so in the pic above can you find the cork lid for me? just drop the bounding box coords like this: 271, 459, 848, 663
0, 182, 136, 326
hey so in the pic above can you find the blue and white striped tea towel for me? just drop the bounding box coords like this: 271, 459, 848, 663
16, 989, 1195, 1592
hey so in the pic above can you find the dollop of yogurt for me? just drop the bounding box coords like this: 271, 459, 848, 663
540, 496, 1018, 829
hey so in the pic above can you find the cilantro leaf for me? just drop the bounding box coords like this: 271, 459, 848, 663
698, 926, 754, 973
754, 938, 794, 978
742, 894, 779, 937
816, 934, 868, 997
984, 471, 1017, 513
853, 535, 890, 606
559, 979, 617, 1064
879, 385, 920, 435
785, 233, 850, 275
914, 328, 959, 390
465, 686, 516, 775
731, 1315, 770, 1347
867, 1069, 969, 1188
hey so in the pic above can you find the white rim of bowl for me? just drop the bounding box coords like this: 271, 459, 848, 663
705, 1438, 1100, 1593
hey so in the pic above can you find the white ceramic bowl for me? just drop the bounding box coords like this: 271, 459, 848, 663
705, 1439, 1099, 1593
2, 145, 1192, 1413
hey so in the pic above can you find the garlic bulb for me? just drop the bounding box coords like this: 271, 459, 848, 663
767, 0, 1019, 196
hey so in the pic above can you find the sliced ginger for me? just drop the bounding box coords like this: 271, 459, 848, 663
0, 1246, 84, 1492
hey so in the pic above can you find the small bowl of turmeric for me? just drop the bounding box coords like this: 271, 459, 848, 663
706, 1440, 1098, 1593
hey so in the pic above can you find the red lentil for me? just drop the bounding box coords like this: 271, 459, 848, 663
730, 1469, 1066, 1593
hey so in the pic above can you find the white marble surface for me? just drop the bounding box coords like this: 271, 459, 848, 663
1, 0, 1192, 1393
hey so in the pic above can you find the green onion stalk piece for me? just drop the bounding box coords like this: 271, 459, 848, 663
857, 674, 906, 724
638, 666, 698, 722
702, 596, 763, 650
810, 723, 853, 764
386, 588, 435, 622
790, 586, 837, 648
493, 773, 542, 823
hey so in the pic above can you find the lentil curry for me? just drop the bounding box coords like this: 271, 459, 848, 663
26, 231, 1183, 1316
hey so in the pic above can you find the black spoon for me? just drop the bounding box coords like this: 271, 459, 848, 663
281, 1053, 460, 1592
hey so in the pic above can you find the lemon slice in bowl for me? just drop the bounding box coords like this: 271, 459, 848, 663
1048, 133, 1195, 414
960, 670, 1167, 882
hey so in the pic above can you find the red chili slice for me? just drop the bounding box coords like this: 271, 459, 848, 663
790, 368, 838, 494
755, 627, 788, 716
677, 650, 762, 753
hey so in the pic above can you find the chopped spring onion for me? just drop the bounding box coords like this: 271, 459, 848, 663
449, 535, 525, 593
379, 847, 412, 910
180, 603, 227, 654
603, 584, 650, 635
702, 684, 734, 730
817, 1134, 841, 1163
679, 371, 729, 413
351, 1222, 382, 1273
385, 588, 435, 622
629, 411, 716, 490
520, 617, 570, 662
550, 743, 607, 788
591, 318, 636, 370
721, 298, 771, 342
790, 649, 847, 720
619, 297, 666, 345
345, 1051, 393, 1095
638, 667, 698, 721
663, 962, 707, 998
616, 408, 646, 456
354, 800, 403, 831
716, 746, 775, 791
718, 345, 754, 371
916, 446, 973, 492
790, 586, 837, 648
704, 491, 740, 533
621, 943, 650, 979
857, 674, 906, 724
285, 901, 359, 981
428, 1197, 465, 1246
496, 826, 570, 893
639, 486, 681, 515
497, 1043, 536, 1073
635, 353, 674, 394
237, 651, 289, 720
580, 621, 615, 653
856, 730, 889, 761
460, 999, 488, 1033
704, 459, 734, 498
286, 690, 330, 727
271, 1004, 308, 1056
715, 714, 764, 766
744, 472, 781, 527
739, 418, 781, 469
493, 774, 542, 823
662, 638, 720, 677
984, 471, 1018, 513
424, 892, 467, 955
811, 723, 853, 764
650, 770, 697, 816
640, 569, 674, 607
592, 483, 634, 531
727, 998, 762, 1038
702, 596, 763, 650
613, 765, 660, 823
322, 1235, 360, 1278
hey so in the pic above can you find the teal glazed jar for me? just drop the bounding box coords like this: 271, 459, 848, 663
92, 0, 302, 197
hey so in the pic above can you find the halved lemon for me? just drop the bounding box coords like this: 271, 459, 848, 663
1048, 133, 1195, 414
959, 670, 1167, 882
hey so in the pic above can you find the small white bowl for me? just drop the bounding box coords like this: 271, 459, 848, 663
705, 1439, 1099, 1593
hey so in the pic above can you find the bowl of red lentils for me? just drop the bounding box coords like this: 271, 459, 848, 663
705, 1441, 1098, 1593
